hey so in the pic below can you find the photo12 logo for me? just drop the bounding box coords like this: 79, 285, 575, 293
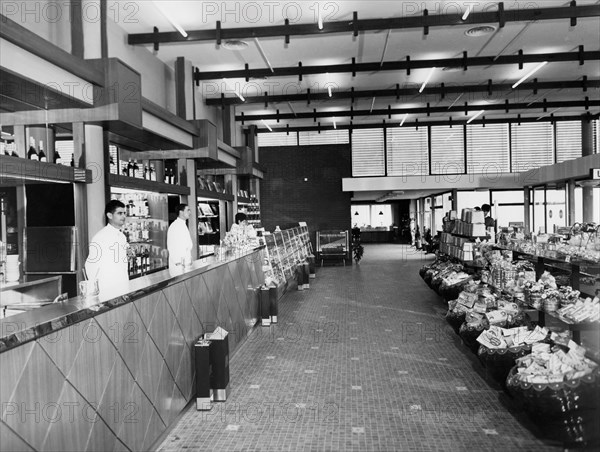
1, 1, 140, 24
198, 2, 340, 24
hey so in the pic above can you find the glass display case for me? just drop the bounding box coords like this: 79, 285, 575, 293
111, 188, 169, 278
316, 230, 349, 266
264, 226, 312, 282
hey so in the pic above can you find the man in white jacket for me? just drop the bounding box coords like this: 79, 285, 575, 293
167, 204, 193, 269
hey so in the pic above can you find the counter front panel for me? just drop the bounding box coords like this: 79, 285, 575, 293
0, 248, 264, 452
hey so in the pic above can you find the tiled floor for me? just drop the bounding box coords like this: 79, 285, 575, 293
156, 244, 561, 452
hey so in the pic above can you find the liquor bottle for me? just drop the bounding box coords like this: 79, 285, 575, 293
53, 149, 61, 164
126, 199, 134, 217
143, 165, 148, 180
143, 247, 150, 273
149, 164, 155, 181
169, 168, 175, 184
38, 141, 47, 162
136, 250, 142, 275
164, 168, 169, 184
127, 159, 134, 177
109, 154, 115, 173
132, 159, 139, 178
27, 137, 38, 161
143, 197, 149, 217
70, 154, 75, 167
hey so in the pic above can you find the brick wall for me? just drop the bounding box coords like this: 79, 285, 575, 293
259, 144, 352, 244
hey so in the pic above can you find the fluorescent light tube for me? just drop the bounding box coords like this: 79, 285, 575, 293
512, 61, 548, 89
419, 67, 436, 93
333, 119, 337, 129
462, 4, 472, 20
261, 119, 273, 132
399, 113, 408, 126
467, 110, 485, 123
153, 1, 188, 37
318, 9, 323, 29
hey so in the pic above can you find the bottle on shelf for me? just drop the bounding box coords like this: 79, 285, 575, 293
38, 140, 46, 162
70, 154, 75, 167
133, 159, 139, 178
164, 168, 169, 184
149, 164, 156, 181
53, 148, 61, 164
143, 164, 148, 180
127, 199, 135, 217
109, 154, 115, 172
27, 137, 38, 161
127, 159, 134, 177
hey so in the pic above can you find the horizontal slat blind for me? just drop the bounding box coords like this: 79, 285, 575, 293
351, 128, 385, 176
511, 122, 553, 172
54, 140, 74, 166
466, 123, 509, 174
387, 127, 429, 176
555, 121, 582, 163
298, 129, 349, 145
430, 125, 465, 174
257, 132, 297, 147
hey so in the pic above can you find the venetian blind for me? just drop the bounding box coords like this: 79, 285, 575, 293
555, 121, 582, 163
466, 123, 509, 174
298, 129, 349, 145
351, 128, 385, 176
257, 132, 297, 147
430, 125, 465, 174
386, 127, 429, 176
511, 122, 553, 172
54, 140, 74, 165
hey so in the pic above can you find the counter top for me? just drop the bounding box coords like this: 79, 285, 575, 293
0, 275, 62, 294
0, 246, 264, 352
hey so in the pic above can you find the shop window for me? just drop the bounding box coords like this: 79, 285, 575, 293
545, 187, 567, 232
490, 190, 525, 205
555, 121, 582, 163
456, 191, 490, 213
257, 132, 298, 147
387, 127, 429, 176
496, 205, 525, 228
299, 130, 349, 145
430, 125, 465, 174
466, 123, 509, 174
511, 122, 553, 172
351, 129, 385, 176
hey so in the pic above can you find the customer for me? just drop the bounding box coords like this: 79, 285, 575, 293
167, 203, 193, 269
224, 212, 257, 247
84, 200, 129, 293
481, 203, 496, 230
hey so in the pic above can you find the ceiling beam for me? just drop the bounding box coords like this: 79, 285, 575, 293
253, 113, 600, 133
208, 79, 598, 105
193, 50, 600, 81
238, 99, 600, 121
128, 4, 600, 45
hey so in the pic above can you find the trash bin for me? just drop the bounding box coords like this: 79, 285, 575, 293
260, 286, 271, 326
194, 338, 212, 410
269, 285, 278, 323
205, 327, 230, 402
302, 262, 310, 289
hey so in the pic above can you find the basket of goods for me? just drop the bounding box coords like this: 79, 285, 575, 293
439, 271, 473, 301
419, 264, 430, 279
556, 297, 600, 323
542, 289, 561, 312
459, 311, 489, 354
477, 325, 549, 386
506, 339, 600, 446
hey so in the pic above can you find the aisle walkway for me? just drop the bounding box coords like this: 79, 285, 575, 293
156, 244, 560, 452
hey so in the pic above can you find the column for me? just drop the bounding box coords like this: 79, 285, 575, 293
581, 120, 594, 222
84, 124, 106, 238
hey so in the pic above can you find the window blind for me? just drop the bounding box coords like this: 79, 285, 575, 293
511, 122, 553, 172
430, 125, 465, 174
555, 121, 582, 163
466, 123, 509, 174
387, 127, 429, 176
298, 129, 349, 145
351, 128, 385, 176
257, 132, 297, 147
54, 140, 74, 166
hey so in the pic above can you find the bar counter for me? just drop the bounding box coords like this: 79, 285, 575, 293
0, 247, 265, 452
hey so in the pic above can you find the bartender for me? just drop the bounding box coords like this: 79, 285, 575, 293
167, 203, 193, 269
84, 200, 130, 292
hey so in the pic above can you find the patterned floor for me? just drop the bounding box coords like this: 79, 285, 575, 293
155, 244, 561, 452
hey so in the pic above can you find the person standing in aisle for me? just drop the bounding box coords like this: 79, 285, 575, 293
481, 203, 496, 230
167, 203, 193, 269
84, 200, 130, 293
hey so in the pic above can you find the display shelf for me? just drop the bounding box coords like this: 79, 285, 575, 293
109, 173, 190, 195
264, 225, 312, 282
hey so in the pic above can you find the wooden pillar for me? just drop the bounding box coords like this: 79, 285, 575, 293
83, 124, 106, 239
581, 119, 595, 222
523, 187, 531, 232
567, 180, 576, 225
186, 159, 198, 259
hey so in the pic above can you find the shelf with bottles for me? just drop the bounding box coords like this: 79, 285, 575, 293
197, 199, 221, 245
127, 242, 166, 279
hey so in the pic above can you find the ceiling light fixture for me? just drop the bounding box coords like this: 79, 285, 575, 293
333, 118, 337, 129
467, 109, 485, 123
399, 113, 408, 126
253, 38, 274, 73
354, 211, 359, 215
462, 4, 472, 20
222, 40, 249, 50
153, 1, 187, 37
512, 61, 548, 89
261, 119, 272, 132
419, 67, 436, 93
318, 8, 323, 29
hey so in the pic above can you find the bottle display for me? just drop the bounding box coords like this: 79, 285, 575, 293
70, 154, 75, 167
53, 149, 61, 164
27, 137, 38, 161
111, 189, 169, 279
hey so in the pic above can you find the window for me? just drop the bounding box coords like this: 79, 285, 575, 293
555, 121, 582, 163
257, 132, 297, 147
456, 191, 490, 214
511, 122, 553, 172
54, 140, 74, 166
430, 125, 465, 174
299, 129, 349, 145
386, 127, 429, 176
466, 123, 509, 174
351, 128, 385, 176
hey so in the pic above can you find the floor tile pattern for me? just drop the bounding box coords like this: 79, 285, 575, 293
158, 244, 562, 452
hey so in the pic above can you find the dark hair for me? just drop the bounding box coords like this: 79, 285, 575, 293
235, 212, 247, 224
105, 200, 125, 224
481, 204, 491, 213
474, 206, 481, 211
176, 203, 188, 215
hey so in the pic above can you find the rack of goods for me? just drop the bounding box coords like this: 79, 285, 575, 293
263, 225, 313, 291
237, 192, 261, 227
111, 188, 169, 279
439, 208, 490, 261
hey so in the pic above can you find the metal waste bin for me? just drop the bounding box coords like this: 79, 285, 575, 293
269, 285, 278, 323
194, 338, 212, 410
205, 327, 230, 402
260, 286, 271, 326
